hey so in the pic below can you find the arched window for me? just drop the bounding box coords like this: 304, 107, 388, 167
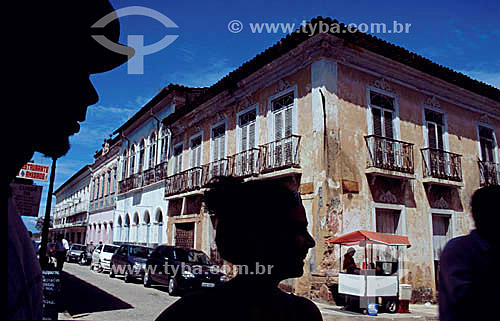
124, 214, 131, 243
160, 125, 169, 163
116, 216, 123, 243
129, 145, 136, 175
156, 210, 164, 244
133, 212, 140, 242
149, 132, 157, 169
122, 150, 128, 179
139, 140, 145, 172
144, 211, 151, 244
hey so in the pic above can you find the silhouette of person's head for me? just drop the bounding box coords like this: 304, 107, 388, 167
203, 176, 315, 283
8, 0, 134, 183
470, 185, 500, 243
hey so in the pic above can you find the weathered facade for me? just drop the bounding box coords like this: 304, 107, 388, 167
151, 19, 499, 302
58, 17, 499, 302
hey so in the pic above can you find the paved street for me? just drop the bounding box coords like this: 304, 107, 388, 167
58, 263, 438, 321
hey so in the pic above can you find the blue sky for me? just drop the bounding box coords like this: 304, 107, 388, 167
23, 0, 499, 232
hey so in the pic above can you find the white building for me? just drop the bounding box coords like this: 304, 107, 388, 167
113, 85, 206, 247
51, 165, 92, 245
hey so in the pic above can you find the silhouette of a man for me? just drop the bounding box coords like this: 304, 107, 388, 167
7, 1, 133, 319
438, 185, 499, 321
156, 177, 322, 321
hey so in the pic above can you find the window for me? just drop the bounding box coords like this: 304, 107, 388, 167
138, 140, 145, 172
149, 132, 157, 168
425, 109, 445, 150
370, 91, 395, 139
212, 124, 226, 161
173, 144, 183, 174
190, 135, 202, 168
479, 126, 495, 163
272, 92, 294, 141
122, 150, 128, 179
129, 145, 136, 175
238, 108, 257, 152
375, 208, 401, 234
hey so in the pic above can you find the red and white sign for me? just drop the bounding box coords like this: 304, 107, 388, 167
17, 163, 50, 182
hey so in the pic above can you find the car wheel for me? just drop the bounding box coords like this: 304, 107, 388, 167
109, 264, 115, 278
143, 272, 152, 288
385, 300, 398, 313
168, 277, 178, 296
97, 261, 104, 273
124, 270, 131, 283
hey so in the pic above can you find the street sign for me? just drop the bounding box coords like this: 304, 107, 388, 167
17, 162, 50, 181
10, 183, 43, 217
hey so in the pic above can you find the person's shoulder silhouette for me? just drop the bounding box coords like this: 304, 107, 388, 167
155, 176, 322, 321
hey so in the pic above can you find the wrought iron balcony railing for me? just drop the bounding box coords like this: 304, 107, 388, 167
201, 158, 232, 186
260, 135, 301, 173
165, 167, 203, 197
364, 135, 414, 174
230, 148, 260, 178
478, 161, 500, 186
421, 148, 462, 182
118, 162, 168, 194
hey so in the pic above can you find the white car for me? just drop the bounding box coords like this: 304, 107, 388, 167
91, 244, 119, 273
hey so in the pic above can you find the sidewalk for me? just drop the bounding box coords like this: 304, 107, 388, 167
314, 300, 439, 321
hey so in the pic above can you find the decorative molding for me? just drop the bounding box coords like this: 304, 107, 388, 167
434, 196, 449, 209
274, 79, 292, 94
379, 190, 398, 204
373, 78, 393, 92
215, 112, 226, 122
479, 113, 491, 124
425, 95, 441, 108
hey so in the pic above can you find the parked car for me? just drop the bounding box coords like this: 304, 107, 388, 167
144, 245, 228, 295
78, 247, 93, 266
91, 244, 119, 273
66, 244, 86, 263
109, 244, 152, 283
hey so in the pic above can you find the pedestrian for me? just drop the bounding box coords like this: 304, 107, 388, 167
155, 176, 322, 321
343, 247, 359, 274
438, 185, 499, 321
55, 235, 67, 271
7, 1, 134, 319
63, 237, 70, 252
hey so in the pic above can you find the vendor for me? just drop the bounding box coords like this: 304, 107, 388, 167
343, 247, 359, 274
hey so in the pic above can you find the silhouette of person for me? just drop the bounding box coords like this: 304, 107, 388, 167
7, 1, 133, 319
438, 185, 499, 321
343, 247, 359, 274
155, 176, 322, 321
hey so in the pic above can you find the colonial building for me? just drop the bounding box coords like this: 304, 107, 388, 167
112, 85, 207, 248
87, 135, 121, 245
51, 165, 92, 245
150, 17, 499, 301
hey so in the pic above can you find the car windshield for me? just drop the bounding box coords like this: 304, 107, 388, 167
103, 245, 118, 253
71, 245, 85, 251
173, 249, 212, 265
129, 246, 151, 258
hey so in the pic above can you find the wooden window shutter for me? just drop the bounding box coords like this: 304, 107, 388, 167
384, 110, 394, 139
372, 108, 382, 136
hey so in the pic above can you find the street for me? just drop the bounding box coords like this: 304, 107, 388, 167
58, 263, 438, 321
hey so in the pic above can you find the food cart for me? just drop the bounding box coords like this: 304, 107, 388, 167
328, 230, 411, 314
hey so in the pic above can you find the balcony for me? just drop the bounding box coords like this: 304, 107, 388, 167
165, 167, 203, 197
421, 148, 463, 187
230, 148, 260, 178
164, 135, 302, 198
478, 161, 500, 186
260, 135, 301, 173
364, 135, 415, 180
118, 162, 168, 194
